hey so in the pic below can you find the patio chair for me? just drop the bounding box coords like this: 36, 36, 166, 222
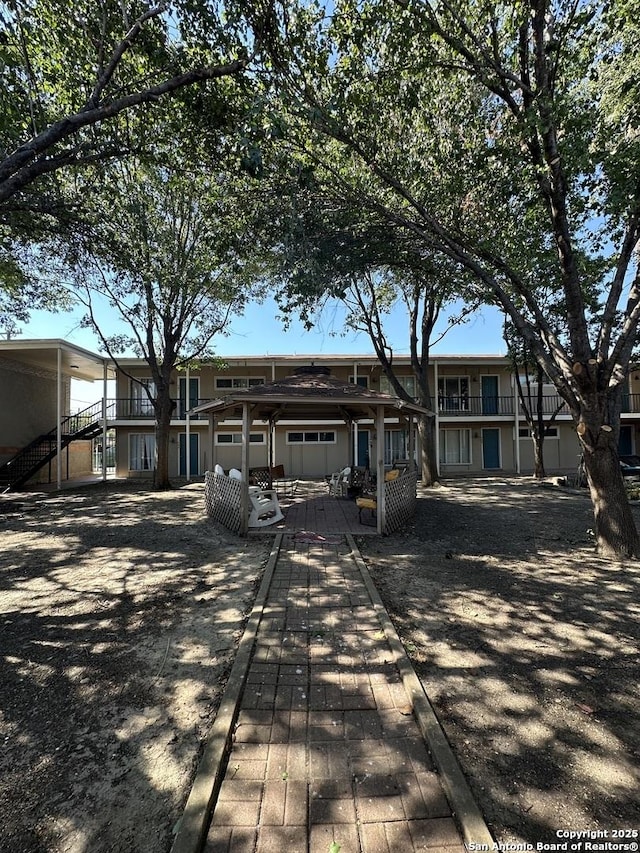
327, 466, 351, 497
228, 468, 284, 527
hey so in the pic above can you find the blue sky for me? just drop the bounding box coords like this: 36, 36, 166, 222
18, 295, 506, 357
16, 295, 506, 409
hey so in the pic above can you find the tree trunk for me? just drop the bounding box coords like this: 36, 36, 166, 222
154, 392, 175, 490
532, 433, 546, 479
579, 417, 640, 558
417, 413, 439, 486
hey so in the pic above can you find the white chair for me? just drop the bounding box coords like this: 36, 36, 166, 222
228, 468, 284, 527
328, 466, 351, 497
248, 486, 284, 527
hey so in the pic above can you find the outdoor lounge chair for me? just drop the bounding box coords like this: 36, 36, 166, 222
327, 466, 351, 497
229, 468, 284, 527
356, 468, 400, 525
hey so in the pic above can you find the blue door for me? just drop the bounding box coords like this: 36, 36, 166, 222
179, 433, 199, 476
482, 429, 501, 469
357, 430, 370, 467
481, 376, 499, 415
178, 377, 199, 418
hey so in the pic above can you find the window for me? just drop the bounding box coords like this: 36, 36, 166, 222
216, 432, 266, 445
215, 376, 265, 389
518, 426, 559, 439
349, 375, 369, 388
384, 430, 409, 465
131, 379, 155, 416
286, 431, 336, 444
439, 429, 471, 464
438, 376, 469, 411
380, 375, 417, 398
129, 434, 156, 470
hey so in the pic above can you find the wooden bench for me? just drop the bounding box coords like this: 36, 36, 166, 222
355, 469, 400, 525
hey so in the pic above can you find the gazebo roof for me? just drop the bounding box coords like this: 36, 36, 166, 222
191, 366, 432, 423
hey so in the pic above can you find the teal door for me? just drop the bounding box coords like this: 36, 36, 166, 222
357, 430, 370, 467
179, 433, 199, 476
482, 429, 501, 469
481, 376, 499, 415
619, 426, 633, 456
178, 377, 199, 418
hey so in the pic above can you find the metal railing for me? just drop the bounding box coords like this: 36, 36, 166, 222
104, 398, 213, 419
438, 395, 571, 417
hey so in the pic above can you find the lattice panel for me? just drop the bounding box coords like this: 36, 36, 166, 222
384, 469, 418, 535
204, 470, 244, 536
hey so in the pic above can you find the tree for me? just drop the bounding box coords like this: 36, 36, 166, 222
0, 0, 274, 322
265, 184, 477, 484
269, 0, 640, 557
0, 0, 274, 207
75, 160, 264, 489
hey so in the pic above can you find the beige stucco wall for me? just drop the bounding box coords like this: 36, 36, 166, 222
0, 356, 70, 464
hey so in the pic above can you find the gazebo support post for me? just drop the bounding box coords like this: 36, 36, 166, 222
240, 402, 250, 536
376, 405, 385, 535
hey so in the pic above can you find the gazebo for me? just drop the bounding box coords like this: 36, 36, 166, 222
191, 366, 431, 536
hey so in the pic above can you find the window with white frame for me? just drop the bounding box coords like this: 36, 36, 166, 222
129, 433, 156, 470
439, 429, 471, 464
383, 430, 410, 465
379, 375, 417, 398
438, 376, 470, 411
518, 426, 559, 439
215, 376, 265, 390
131, 379, 156, 416
286, 431, 336, 444
215, 432, 266, 445
349, 375, 369, 388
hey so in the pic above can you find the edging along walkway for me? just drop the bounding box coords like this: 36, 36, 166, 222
171, 532, 493, 853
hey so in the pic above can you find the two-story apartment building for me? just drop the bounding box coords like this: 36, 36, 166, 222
4, 339, 640, 488
107, 352, 584, 480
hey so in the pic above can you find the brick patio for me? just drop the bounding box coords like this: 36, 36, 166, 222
200, 534, 481, 853
250, 480, 378, 536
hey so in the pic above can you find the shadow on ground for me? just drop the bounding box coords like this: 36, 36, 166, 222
0, 481, 269, 853
360, 477, 640, 843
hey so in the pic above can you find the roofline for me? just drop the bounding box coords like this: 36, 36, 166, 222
0, 338, 108, 364
192, 393, 432, 417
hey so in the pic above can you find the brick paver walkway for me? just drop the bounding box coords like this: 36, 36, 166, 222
202, 534, 473, 853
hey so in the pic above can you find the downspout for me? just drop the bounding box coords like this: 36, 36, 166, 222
56, 347, 62, 490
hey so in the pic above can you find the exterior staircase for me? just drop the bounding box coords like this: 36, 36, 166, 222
0, 402, 104, 492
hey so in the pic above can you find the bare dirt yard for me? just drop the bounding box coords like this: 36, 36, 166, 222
1, 476, 639, 852
0, 481, 270, 853
360, 477, 640, 844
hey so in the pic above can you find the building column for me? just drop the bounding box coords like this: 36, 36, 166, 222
102, 361, 108, 481
56, 347, 62, 490
434, 359, 441, 478
185, 366, 191, 482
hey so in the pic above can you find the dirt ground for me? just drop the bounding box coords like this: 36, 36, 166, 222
1, 477, 639, 852
0, 482, 270, 853
359, 477, 640, 844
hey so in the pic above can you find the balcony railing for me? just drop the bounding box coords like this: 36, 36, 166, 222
104, 398, 213, 420
438, 395, 570, 417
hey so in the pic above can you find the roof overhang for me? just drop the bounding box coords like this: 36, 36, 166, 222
0, 339, 111, 382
